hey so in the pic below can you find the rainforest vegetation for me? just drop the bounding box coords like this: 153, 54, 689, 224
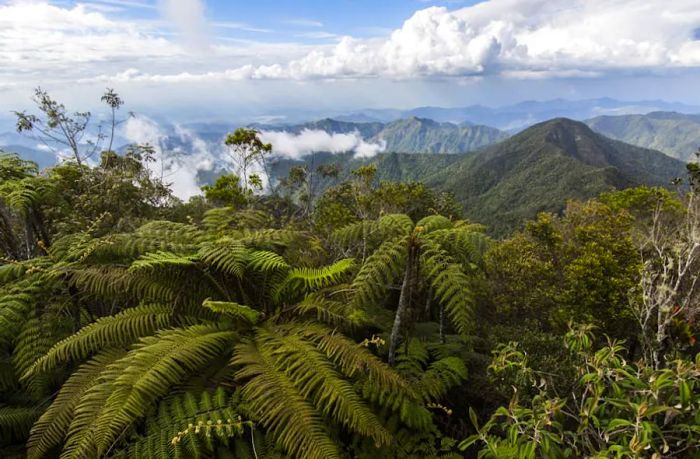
0, 91, 698, 458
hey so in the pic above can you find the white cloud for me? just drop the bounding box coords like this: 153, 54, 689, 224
260, 129, 386, 159
158, 0, 208, 48
0, 2, 178, 75
266, 0, 700, 79
122, 116, 216, 199
82, 0, 700, 83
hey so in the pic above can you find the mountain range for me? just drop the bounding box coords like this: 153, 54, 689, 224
256, 117, 508, 154
585, 112, 700, 162
1, 102, 696, 235
270, 118, 688, 235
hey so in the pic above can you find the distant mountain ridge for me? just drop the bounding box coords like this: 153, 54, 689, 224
255, 117, 508, 154
267, 118, 688, 235
586, 111, 700, 162
334, 98, 700, 130
425, 118, 688, 234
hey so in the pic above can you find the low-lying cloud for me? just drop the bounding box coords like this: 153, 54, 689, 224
260, 129, 386, 159
122, 116, 216, 200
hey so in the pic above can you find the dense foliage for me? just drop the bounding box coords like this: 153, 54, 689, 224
0, 93, 698, 458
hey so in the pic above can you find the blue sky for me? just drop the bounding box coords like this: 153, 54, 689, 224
2, 0, 700, 122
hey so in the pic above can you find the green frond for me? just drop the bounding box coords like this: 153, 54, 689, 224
129, 251, 198, 273
273, 258, 354, 302
232, 339, 342, 459
0, 286, 40, 344
421, 240, 474, 336
0, 258, 51, 285
25, 303, 175, 377
295, 292, 367, 328
94, 324, 238, 455
351, 238, 407, 309
117, 387, 246, 459
0, 405, 39, 441
425, 227, 491, 267
378, 214, 414, 237
60, 355, 126, 459
0, 177, 45, 214
258, 326, 391, 446
246, 250, 289, 273
13, 316, 63, 396
332, 220, 377, 248
27, 349, 126, 459
65, 265, 132, 301
198, 238, 249, 278
239, 228, 302, 248
202, 299, 261, 324
395, 339, 431, 379
415, 215, 453, 233
300, 323, 413, 398
417, 357, 467, 401
203, 207, 271, 233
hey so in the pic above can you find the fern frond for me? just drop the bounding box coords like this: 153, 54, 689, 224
117, 387, 245, 459
232, 339, 342, 459
0, 405, 39, 441
415, 215, 453, 233
332, 220, 377, 248
377, 214, 414, 238
202, 299, 261, 324
198, 238, 248, 278
351, 238, 407, 309
25, 303, 175, 377
59, 354, 126, 459
246, 250, 289, 273
129, 251, 198, 273
417, 357, 467, 401
27, 349, 126, 459
203, 207, 271, 233
0, 258, 51, 285
300, 323, 413, 397
295, 292, 367, 328
259, 326, 391, 446
273, 258, 354, 303
94, 324, 238, 455
421, 240, 474, 336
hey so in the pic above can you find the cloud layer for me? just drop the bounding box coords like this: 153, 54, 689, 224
260, 129, 386, 159
3, 0, 700, 90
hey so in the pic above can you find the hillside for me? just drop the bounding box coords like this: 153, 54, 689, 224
426, 118, 688, 235
586, 111, 700, 161
375, 117, 507, 153
257, 117, 507, 154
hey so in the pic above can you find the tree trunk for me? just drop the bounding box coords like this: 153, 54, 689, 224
0, 205, 21, 260
439, 303, 446, 344
389, 243, 416, 366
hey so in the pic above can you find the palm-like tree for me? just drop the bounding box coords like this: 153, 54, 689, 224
335, 214, 490, 365
1, 211, 441, 458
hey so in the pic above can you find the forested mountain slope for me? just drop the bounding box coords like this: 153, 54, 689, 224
258, 117, 507, 154
586, 111, 700, 161
426, 118, 688, 234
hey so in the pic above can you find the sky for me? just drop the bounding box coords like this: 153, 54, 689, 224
2, 0, 700, 122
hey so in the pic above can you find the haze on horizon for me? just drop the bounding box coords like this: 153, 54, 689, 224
2, 0, 700, 123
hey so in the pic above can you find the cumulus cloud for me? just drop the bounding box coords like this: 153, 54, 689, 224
260, 129, 386, 159
0, 2, 177, 75
82, 0, 700, 84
